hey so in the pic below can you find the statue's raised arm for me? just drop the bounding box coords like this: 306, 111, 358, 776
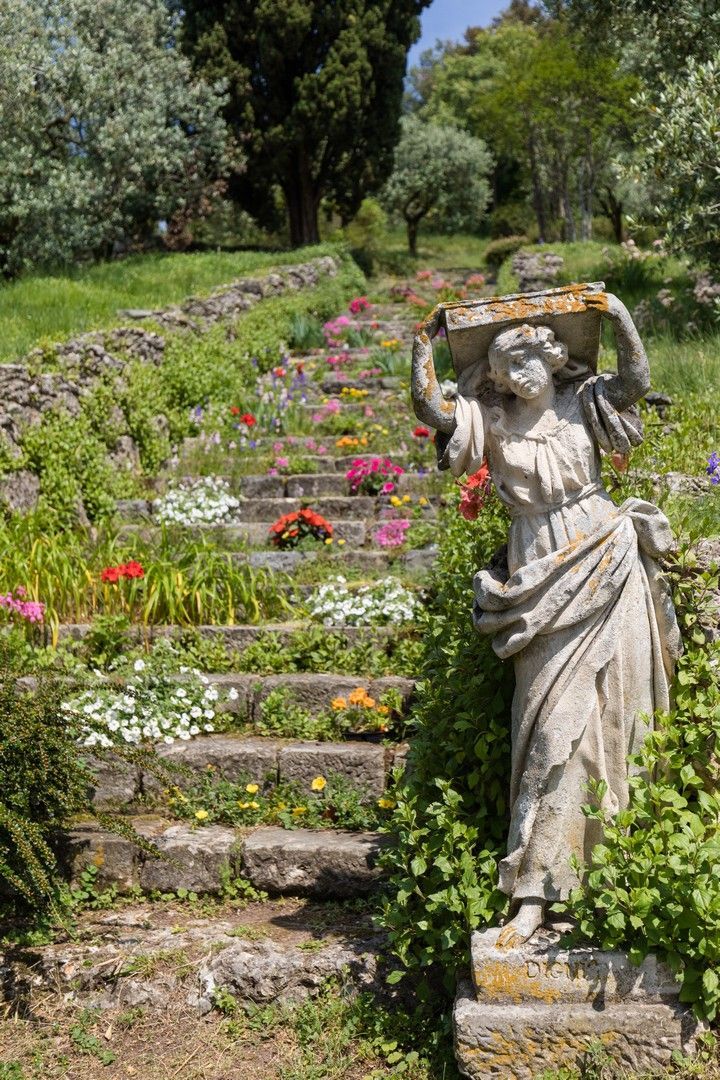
411, 307, 457, 434
583, 291, 650, 412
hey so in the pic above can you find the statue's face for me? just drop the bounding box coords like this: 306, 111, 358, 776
489, 346, 554, 400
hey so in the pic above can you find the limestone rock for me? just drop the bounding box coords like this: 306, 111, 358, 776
195, 936, 379, 1010
0, 469, 40, 513
241, 827, 387, 897
278, 740, 387, 795
137, 823, 240, 893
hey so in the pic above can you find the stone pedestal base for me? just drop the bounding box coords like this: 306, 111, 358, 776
454, 928, 704, 1079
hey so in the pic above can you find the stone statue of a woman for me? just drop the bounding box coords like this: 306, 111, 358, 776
412, 290, 681, 948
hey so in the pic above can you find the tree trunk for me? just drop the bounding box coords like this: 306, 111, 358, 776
527, 133, 547, 242
284, 156, 320, 247
407, 217, 420, 256
578, 158, 593, 242
561, 167, 576, 242
599, 187, 624, 244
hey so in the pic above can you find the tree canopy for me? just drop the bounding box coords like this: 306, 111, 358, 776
381, 117, 493, 255
179, 0, 431, 246
408, 14, 638, 242
0, 0, 232, 276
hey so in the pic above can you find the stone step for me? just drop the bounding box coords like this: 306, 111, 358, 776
62, 820, 388, 898
117, 518, 370, 547
117, 493, 439, 525
90, 732, 409, 809
149, 471, 442, 500
25, 672, 414, 720
0, 900, 384, 1013
54, 620, 401, 648
245, 543, 437, 573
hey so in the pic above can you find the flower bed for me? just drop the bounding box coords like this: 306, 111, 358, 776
154, 477, 240, 526
269, 508, 333, 549
65, 663, 238, 748
346, 456, 404, 495
307, 575, 419, 626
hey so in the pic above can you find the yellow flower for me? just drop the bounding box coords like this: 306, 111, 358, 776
364, 695, 376, 709
348, 687, 368, 705
248, 801, 259, 810
246, 783, 259, 794
402, 495, 411, 503
376, 705, 390, 716
325, 537, 333, 545
195, 809, 209, 821
276, 802, 287, 811
377, 798, 395, 810
389, 495, 402, 508
337, 539, 346, 546
311, 776, 327, 792
292, 806, 307, 816
419, 496, 428, 507
237, 801, 250, 809
360, 437, 368, 446
331, 696, 347, 710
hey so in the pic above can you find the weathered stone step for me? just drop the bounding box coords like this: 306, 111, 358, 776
117, 494, 439, 524
63, 820, 388, 898
245, 543, 437, 573
91, 732, 409, 809
1, 901, 384, 1012
117, 518, 369, 547
146, 471, 444, 501
54, 620, 400, 647
24, 672, 414, 718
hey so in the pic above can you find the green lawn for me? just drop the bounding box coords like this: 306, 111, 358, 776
0, 243, 341, 363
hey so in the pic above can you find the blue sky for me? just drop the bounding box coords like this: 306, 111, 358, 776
408, 0, 507, 69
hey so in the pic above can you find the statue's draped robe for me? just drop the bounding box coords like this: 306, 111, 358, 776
439, 375, 681, 901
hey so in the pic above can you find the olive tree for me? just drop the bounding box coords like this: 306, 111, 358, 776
633, 53, 720, 271
381, 117, 493, 255
0, 0, 234, 275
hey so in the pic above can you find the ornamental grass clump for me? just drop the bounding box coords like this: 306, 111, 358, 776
346, 456, 404, 495
269, 508, 333, 549
154, 477, 240, 527
307, 575, 418, 626
64, 662, 239, 749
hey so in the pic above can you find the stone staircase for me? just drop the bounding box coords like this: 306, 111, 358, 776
54, 295, 447, 908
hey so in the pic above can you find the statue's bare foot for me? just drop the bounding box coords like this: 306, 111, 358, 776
496, 900, 544, 950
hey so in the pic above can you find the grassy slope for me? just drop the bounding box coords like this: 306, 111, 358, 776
0, 243, 343, 362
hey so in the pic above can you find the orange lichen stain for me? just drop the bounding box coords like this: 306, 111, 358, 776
91, 847, 106, 868
473, 960, 565, 1004
553, 531, 587, 565
444, 283, 606, 330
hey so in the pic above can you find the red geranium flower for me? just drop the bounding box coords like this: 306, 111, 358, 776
230, 406, 241, 416
269, 507, 333, 549
413, 426, 430, 438
240, 413, 257, 427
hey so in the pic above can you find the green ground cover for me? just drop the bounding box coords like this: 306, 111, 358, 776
0, 243, 343, 363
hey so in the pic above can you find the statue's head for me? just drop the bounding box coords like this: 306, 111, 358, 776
487, 323, 568, 400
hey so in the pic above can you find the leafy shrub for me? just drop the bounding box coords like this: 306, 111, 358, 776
483, 235, 529, 273
378, 494, 514, 990
0, 658, 93, 912
489, 202, 535, 240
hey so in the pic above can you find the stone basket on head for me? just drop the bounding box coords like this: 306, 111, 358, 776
438, 281, 606, 382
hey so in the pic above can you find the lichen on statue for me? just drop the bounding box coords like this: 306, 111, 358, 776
411, 290, 681, 950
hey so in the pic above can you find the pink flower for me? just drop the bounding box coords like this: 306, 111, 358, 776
349, 296, 371, 315
381, 482, 395, 494
373, 519, 411, 548
275, 457, 289, 468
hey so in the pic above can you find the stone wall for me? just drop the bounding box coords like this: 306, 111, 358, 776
0, 255, 339, 513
